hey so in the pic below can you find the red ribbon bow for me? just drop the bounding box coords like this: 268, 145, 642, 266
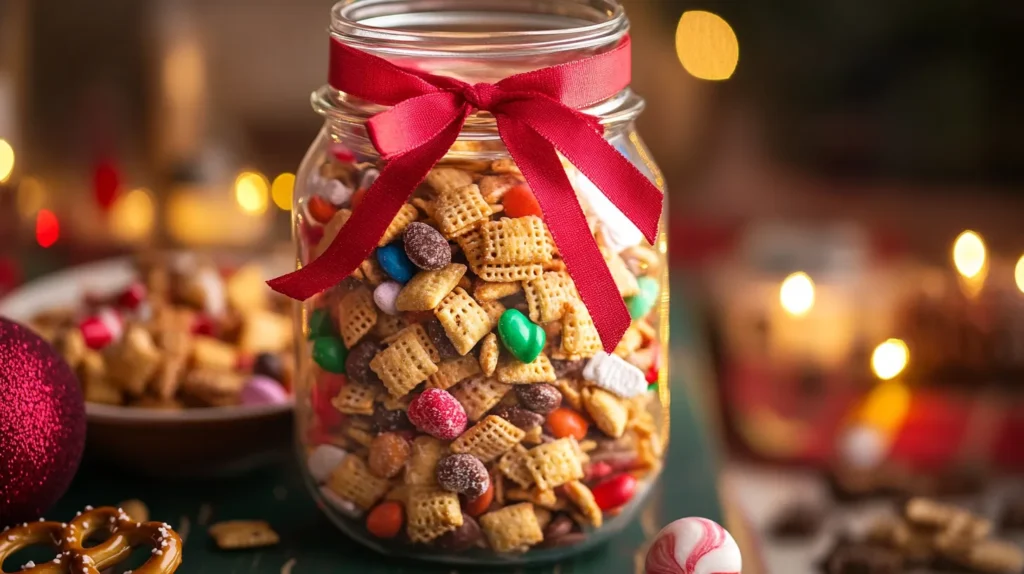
269, 35, 664, 352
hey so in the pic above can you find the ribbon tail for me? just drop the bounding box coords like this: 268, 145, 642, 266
267, 112, 467, 300
498, 117, 631, 353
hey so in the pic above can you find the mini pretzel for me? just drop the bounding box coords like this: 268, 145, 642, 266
0, 506, 182, 573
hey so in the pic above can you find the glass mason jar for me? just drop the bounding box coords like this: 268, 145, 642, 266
293, 0, 669, 564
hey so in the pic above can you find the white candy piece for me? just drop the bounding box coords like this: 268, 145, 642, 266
571, 169, 645, 254
645, 517, 741, 574
373, 281, 402, 316
318, 486, 363, 519
195, 268, 227, 318
309, 173, 353, 206
583, 351, 648, 398
307, 444, 348, 483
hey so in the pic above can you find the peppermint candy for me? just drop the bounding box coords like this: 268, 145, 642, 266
645, 517, 741, 574
582, 351, 647, 398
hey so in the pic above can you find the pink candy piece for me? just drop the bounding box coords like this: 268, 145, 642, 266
645, 517, 741, 574
407, 388, 467, 440
117, 282, 147, 310
240, 375, 289, 406
79, 308, 123, 350
373, 281, 402, 316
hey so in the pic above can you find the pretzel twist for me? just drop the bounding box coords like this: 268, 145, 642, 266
0, 507, 182, 574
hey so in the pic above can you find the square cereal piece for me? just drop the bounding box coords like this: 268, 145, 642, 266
180, 368, 246, 406
107, 326, 163, 396
433, 287, 493, 355
331, 382, 380, 415
495, 355, 556, 384
314, 208, 353, 260
425, 167, 474, 194
507, 486, 557, 509
480, 503, 543, 553
191, 335, 237, 371
426, 355, 481, 391
613, 326, 644, 358
458, 229, 544, 283
560, 301, 603, 358
379, 203, 420, 246
239, 310, 292, 354
209, 520, 280, 550
473, 280, 521, 302
524, 438, 584, 490
450, 376, 511, 421
395, 264, 467, 312
346, 426, 375, 448
407, 488, 463, 544
357, 258, 387, 286
450, 415, 525, 463
434, 184, 493, 238
478, 174, 522, 203
490, 159, 522, 175
563, 481, 603, 528
380, 392, 413, 411
372, 313, 407, 339
555, 378, 583, 410
336, 288, 378, 348
153, 355, 186, 400
478, 333, 499, 377
480, 217, 553, 266
383, 323, 441, 363
370, 328, 439, 398
522, 271, 579, 323
521, 425, 543, 445
478, 300, 506, 326
405, 436, 447, 486
603, 247, 640, 298
326, 455, 391, 510
498, 445, 534, 487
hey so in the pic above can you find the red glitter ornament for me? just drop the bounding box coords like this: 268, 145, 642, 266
0, 318, 86, 527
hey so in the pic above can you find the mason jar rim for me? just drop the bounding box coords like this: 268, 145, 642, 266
329, 0, 629, 58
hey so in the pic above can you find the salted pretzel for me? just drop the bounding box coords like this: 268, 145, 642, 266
0, 506, 182, 574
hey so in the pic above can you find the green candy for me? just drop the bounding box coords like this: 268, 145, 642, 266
307, 308, 334, 339
312, 336, 348, 374
625, 276, 660, 320
497, 309, 546, 364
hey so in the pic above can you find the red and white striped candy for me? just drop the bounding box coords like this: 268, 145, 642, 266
645, 517, 741, 574
79, 307, 124, 350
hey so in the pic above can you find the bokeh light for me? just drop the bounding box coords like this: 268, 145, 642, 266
1016, 255, 1024, 294
0, 139, 14, 183
779, 272, 814, 317
952, 230, 986, 279
272, 173, 296, 211
858, 379, 911, 433
35, 209, 59, 248
16, 176, 47, 219
109, 188, 156, 242
675, 10, 739, 81
871, 338, 909, 380
235, 171, 269, 215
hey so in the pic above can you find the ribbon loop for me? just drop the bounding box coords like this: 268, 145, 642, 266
270, 34, 663, 353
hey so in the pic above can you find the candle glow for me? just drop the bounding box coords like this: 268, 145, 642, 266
871, 338, 909, 380
953, 230, 986, 279
779, 272, 815, 317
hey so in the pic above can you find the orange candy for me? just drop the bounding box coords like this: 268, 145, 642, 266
307, 195, 338, 224
546, 407, 589, 440
351, 188, 368, 210
502, 184, 543, 218
463, 478, 494, 517
366, 501, 404, 539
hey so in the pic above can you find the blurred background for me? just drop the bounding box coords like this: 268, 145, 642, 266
4, 0, 1024, 569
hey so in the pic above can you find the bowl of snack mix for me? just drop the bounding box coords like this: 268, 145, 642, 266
0, 252, 296, 477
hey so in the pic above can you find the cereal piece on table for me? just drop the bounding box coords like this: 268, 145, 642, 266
383, 323, 441, 363
602, 247, 640, 298
450, 376, 511, 421
524, 438, 584, 490
473, 280, 521, 302
118, 499, 150, 523
406, 488, 464, 544
495, 355, 557, 384
434, 183, 493, 239
450, 415, 525, 463
337, 288, 378, 348
458, 229, 544, 283
238, 309, 292, 354
506, 486, 558, 509
522, 271, 579, 323
395, 263, 467, 312
331, 382, 380, 415
107, 326, 162, 396
613, 325, 644, 358
582, 387, 629, 439
480, 216, 554, 265
434, 287, 493, 355
372, 313, 407, 339
191, 335, 237, 371
480, 503, 544, 553
563, 481, 603, 528
498, 444, 535, 488
582, 351, 647, 399
560, 300, 603, 358
327, 456, 391, 510
209, 520, 280, 550
181, 369, 246, 406
370, 328, 439, 398
379, 203, 420, 246
405, 436, 447, 487
490, 159, 522, 175
426, 355, 482, 391
425, 167, 474, 194
478, 333, 499, 377
153, 355, 186, 400
226, 263, 267, 311
554, 378, 583, 410
314, 208, 352, 260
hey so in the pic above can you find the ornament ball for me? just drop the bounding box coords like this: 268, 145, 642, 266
0, 318, 86, 526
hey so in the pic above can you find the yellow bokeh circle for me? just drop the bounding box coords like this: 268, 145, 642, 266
675, 10, 739, 81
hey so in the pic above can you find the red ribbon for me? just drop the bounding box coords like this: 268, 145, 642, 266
269, 35, 663, 352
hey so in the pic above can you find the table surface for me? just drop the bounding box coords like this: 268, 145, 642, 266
48, 288, 728, 574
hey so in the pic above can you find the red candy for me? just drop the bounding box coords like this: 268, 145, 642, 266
502, 184, 543, 218
591, 473, 637, 510
585, 461, 613, 482
645, 365, 658, 384
117, 282, 147, 310
407, 388, 467, 440
79, 308, 123, 350
307, 195, 338, 224
191, 314, 216, 336
329, 142, 356, 163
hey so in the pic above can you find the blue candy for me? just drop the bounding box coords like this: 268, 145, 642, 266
377, 243, 416, 283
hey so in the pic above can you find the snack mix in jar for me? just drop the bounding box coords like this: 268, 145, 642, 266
278, 0, 669, 562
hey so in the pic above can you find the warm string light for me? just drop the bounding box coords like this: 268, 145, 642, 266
953, 230, 986, 279
1016, 255, 1024, 295
675, 10, 739, 81
871, 338, 909, 381
234, 171, 269, 215
779, 271, 815, 317
271, 173, 295, 211
0, 139, 13, 183
109, 188, 156, 241
35, 210, 59, 248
